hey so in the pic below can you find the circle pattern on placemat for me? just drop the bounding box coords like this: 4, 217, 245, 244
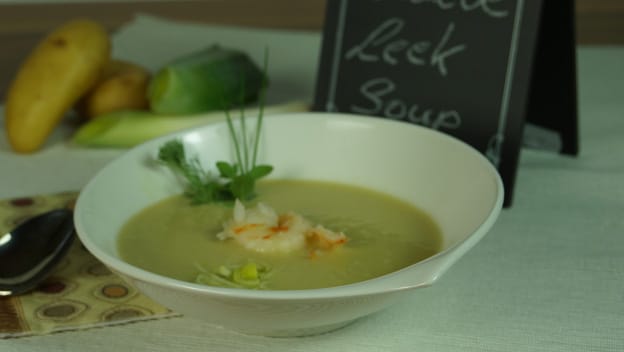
33, 276, 77, 297
3, 196, 46, 211
84, 262, 112, 277
36, 300, 88, 322
101, 305, 153, 321
93, 282, 137, 303
102, 284, 129, 298
9, 197, 36, 207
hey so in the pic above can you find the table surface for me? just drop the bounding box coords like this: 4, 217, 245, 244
2, 15, 624, 352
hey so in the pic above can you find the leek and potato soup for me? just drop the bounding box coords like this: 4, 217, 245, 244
117, 179, 442, 290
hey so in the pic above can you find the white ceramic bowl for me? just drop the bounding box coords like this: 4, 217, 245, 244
74, 112, 503, 337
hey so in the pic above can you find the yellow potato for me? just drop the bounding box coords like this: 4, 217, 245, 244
4, 19, 110, 153
78, 59, 151, 119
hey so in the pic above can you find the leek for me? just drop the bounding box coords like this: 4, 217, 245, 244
71, 100, 308, 148
148, 45, 266, 114
195, 261, 272, 289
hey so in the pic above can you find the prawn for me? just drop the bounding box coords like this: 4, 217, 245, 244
217, 200, 348, 255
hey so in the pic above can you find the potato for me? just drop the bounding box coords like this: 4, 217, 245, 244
4, 19, 110, 153
78, 59, 151, 120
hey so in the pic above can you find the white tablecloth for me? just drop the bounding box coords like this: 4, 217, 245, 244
2, 16, 623, 352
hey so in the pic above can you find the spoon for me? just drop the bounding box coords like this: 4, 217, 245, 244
0, 209, 75, 296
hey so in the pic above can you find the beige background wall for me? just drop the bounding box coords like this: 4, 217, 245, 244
0, 0, 622, 99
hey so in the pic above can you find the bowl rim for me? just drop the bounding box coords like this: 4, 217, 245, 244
74, 111, 504, 301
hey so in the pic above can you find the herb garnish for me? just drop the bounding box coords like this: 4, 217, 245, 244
157, 49, 271, 204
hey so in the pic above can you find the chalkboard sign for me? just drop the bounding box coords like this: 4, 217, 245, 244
313, 0, 578, 206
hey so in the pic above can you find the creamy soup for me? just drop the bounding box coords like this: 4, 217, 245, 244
117, 179, 442, 290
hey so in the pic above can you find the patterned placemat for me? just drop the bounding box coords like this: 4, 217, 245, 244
0, 192, 180, 339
